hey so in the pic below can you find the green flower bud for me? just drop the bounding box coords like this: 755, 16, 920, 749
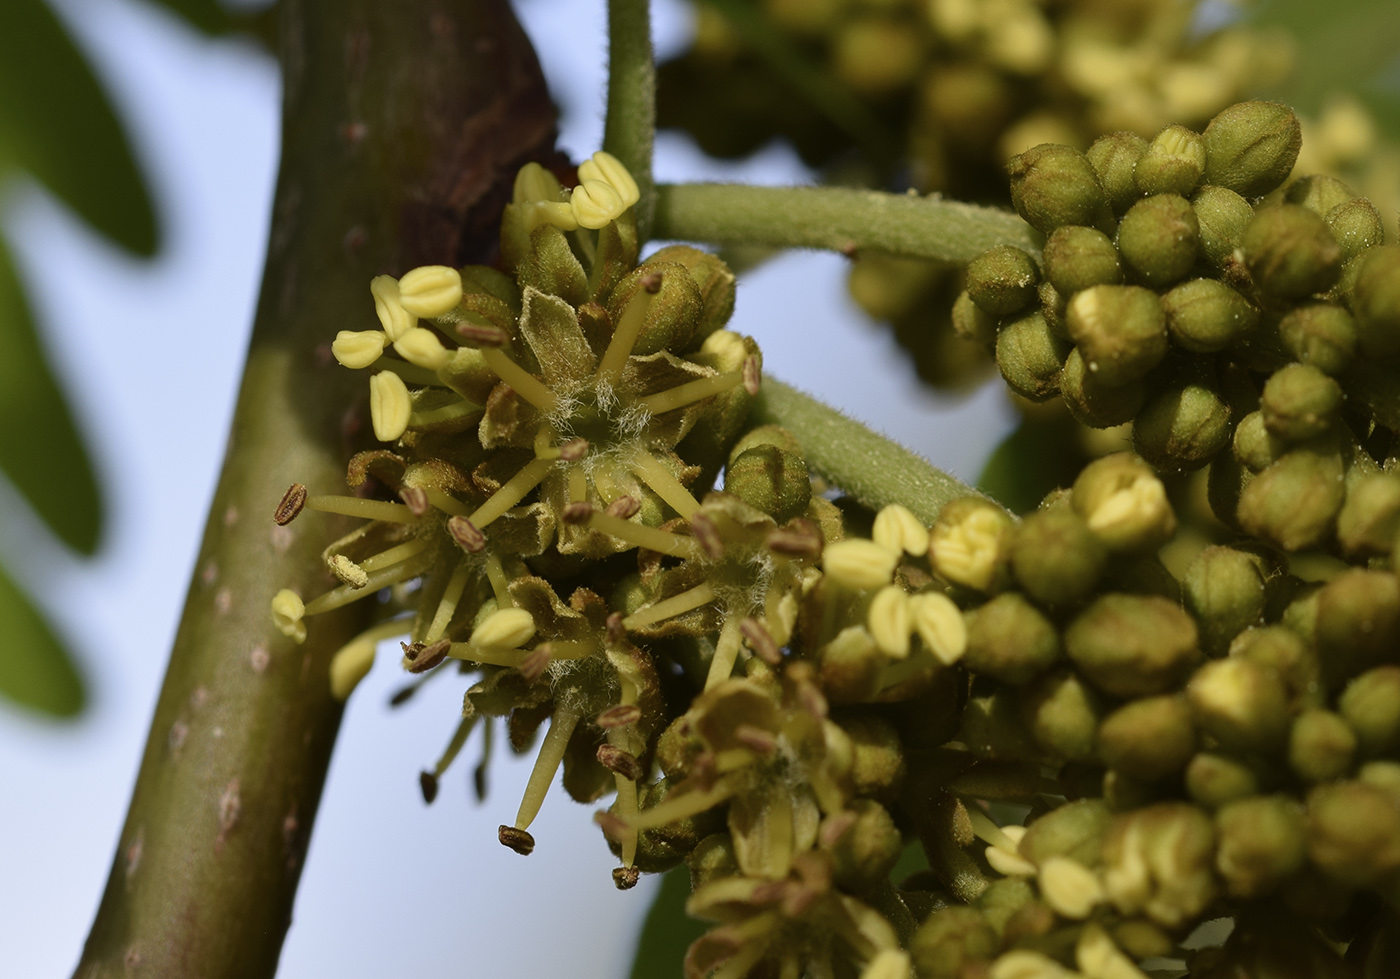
1191, 185, 1255, 273
1289, 709, 1357, 784
929, 497, 1014, 593
724, 444, 811, 523
1325, 198, 1385, 262
966, 245, 1040, 317
606, 261, 703, 355
727, 423, 803, 463
1242, 205, 1342, 301
1202, 101, 1302, 198
910, 906, 998, 979
1161, 278, 1259, 353
1102, 803, 1216, 929
962, 592, 1061, 685
1065, 285, 1169, 387
1187, 657, 1291, 752
1285, 174, 1356, 216
1059, 347, 1148, 428
841, 712, 907, 800
1214, 795, 1307, 898
1038, 281, 1068, 339
1260, 363, 1341, 442
1010, 507, 1108, 607
1116, 193, 1200, 289
1277, 302, 1357, 375
996, 311, 1070, 401
1314, 569, 1400, 689
1337, 473, 1400, 559
1360, 760, 1400, 806
825, 799, 902, 891
1071, 453, 1177, 554
818, 626, 884, 704
1350, 245, 1400, 359
1183, 546, 1267, 656
1231, 411, 1283, 472
1237, 445, 1344, 552
519, 225, 589, 307
952, 289, 998, 346
1136, 124, 1207, 197
1132, 379, 1232, 472
1098, 695, 1196, 781
1066, 593, 1201, 698
1020, 669, 1105, 763
1021, 800, 1112, 870
977, 877, 1037, 934
1008, 143, 1114, 235
1087, 131, 1148, 215
1339, 666, 1400, 758
1306, 780, 1400, 887
627, 777, 722, 872
1231, 625, 1318, 702
1043, 226, 1123, 296
643, 245, 735, 340
687, 832, 738, 890
1186, 751, 1260, 809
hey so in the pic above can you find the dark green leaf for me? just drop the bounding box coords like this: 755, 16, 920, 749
629, 867, 708, 979
0, 0, 158, 254
976, 417, 1082, 515
0, 236, 104, 554
0, 559, 85, 717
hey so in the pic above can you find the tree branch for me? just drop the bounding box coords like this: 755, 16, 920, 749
604, 0, 656, 240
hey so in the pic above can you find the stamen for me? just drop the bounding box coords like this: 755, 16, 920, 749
546, 639, 601, 660
763, 785, 795, 879
626, 779, 736, 830
407, 399, 479, 429
275, 483, 307, 525
965, 803, 1020, 854
705, 615, 745, 691
605, 612, 626, 646
424, 559, 470, 643
517, 645, 552, 683
742, 356, 761, 396
468, 457, 553, 528
402, 639, 450, 674
689, 512, 724, 560
426, 714, 477, 784
612, 775, 640, 869
607, 495, 641, 519
484, 553, 512, 608
597, 744, 643, 781
480, 347, 559, 414
587, 511, 700, 559
422, 487, 470, 517
630, 452, 701, 518
596, 704, 642, 729
513, 708, 582, 831
445, 643, 526, 668
357, 537, 429, 573
637, 369, 744, 415
305, 495, 417, 523
328, 617, 414, 701
766, 519, 823, 560
455, 322, 508, 347
592, 467, 624, 504
373, 358, 442, 388
567, 465, 588, 503
622, 581, 717, 630
303, 554, 432, 616
741, 617, 782, 665
498, 825, 535, 856
447, 515, 485, 553
596, 271, 662, 386
399, 486, 430, 516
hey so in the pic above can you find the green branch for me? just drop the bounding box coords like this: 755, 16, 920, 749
604, 0, 656, 240
752, 378, 996, 525
653, 183, 1039, 263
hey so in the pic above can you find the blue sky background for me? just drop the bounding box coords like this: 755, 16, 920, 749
0, 2, 1014, 975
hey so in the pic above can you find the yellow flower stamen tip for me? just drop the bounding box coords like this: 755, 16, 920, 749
472, 607, 537, 649
328, 554, 369, 589
397, 265, 463, 318
369, 274, 417, 341
369, 371, 412, 442
823, 539, 899, 590
1038, 856, 1105, 920
271, 589, 306, 644
513, 161, 565, 205
872, 504, 929, 556
929, 505, 1007, 591
578, 151, 640, 209
332, 330, 388, 369
524, 200, 579, 232
909, 592, 966, 665
868, 585, 912, 658
571, 179, 626, 229
329, 637, 377, 701
392, 327, 452, 371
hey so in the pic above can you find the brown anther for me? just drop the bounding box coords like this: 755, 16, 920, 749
562, 501, 595, 524
399, 485, 430, 516
419, 771, 439, 805
596, 703, 642, 729
605, 612, 627, 646
498, 825, 535, 855
606, 495, 640, 520
819, 810, 859, 849
557, 438, 589, 462
766, 518, 823, 560
517, 645, 552, 683
274, 483, 307, 525
742, 356, 761, 397
456, 322, 509, 347
593, 810, 629, 843
447, 515, 486, 553
740, 617, 781, 665
786, 662, 829, 720
641, 270, 664, 294
612, 866, 640, 890
734, 724, 778, 756
400, 640, 422, 662
596, 744, 644, 781
405, 639, 449, 674
578, 302, 611, 331
689, 513, 724, 560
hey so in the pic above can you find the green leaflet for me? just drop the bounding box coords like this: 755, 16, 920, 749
0, 559, 84, 717
628, 867, 708, 979
0, 234, 103, 554
0, 0, 158, 255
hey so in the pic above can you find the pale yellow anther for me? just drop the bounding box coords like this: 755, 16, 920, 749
328, 554, 370, 589
271, 589, 306, 644
370, 275, 417, 341
571, 179, 626, 229
929, 507, 1007, 591
397, 265, 463, 318
1150, 125, 1206, 170
329, 636, 377, 701
513, 161, 566, 204
577, 151, 640, 209
472, 607, 537, 649
369, 371, 412, 442
1076, 922, 1149, 979
868, 585, 912, 659
859, 949, 912, 979
823, 539, 899, 590
1039, 856, 1106, 920
1086, 474, 1170, 541
524, 200, 579, 232
332, 330, 388, 370
989, 949, 1079, 979
872, 504, 929, 557
986, 844, 1038, 878
392, 327, 452, 371
909, 592, 966, 666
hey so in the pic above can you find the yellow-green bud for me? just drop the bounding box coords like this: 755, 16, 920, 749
996, 311, 1070, 402
1183, 546, 1267, 656
1020, 670, 1104, 763
1059, 347, 1147, 429
1186, 751, 1259, 809
1231, 410, 1284, 472
1136, 125, 1207, 197
1086, 131, 1148, 216
962, 593, 1061, 685
1339, 666, 1400, 757
929, 497, 1013, 592
1242, 204, 1342, 301
966, 245, 1040, 317
1043, 226, 1123, 297
1338, 472, 1400, 557
841, 712, 906, 800
1187, 657, 1290, 752
1101, 803, 1216, 929
1277, 302, 1357, 375
1021, 798, 1112, 868
1010, 507, 1107, 608
1161, 278, 1258, 353
1116, 193, 1200, 289
1288, 708, 1357, 784
1066, 594, 1201, 698
1214, 795, 1307, 898
1306, 780, 1400, 887
1325, 197, 1384, 262
1065, 285, 1169, 387
1202, 101, 1302, 198
397, 265, 463, 318
1190, 184, 1254, 273
686, 832, 738, 890
1007, 143, 1114, 235
1231, 625, 1317, 703
1071, 453, 1177, 554
1350, 245, 1400, 359
1360, 761, 1400, 806
818, 626, 883, 703
724, 444, 810, 523
825, 799, 902, 891
1261, 363, 1341, 442
910, 907, 998, 979
645, 244, 735, 340
1284, 174, 1356, 216
1314, 569, 1400, 689
952, 289, 998, 345
1132, 379, 1232, 472
1098, 695, 1196, 781
606, 261, 703, 356
1237, 445, 1344, 552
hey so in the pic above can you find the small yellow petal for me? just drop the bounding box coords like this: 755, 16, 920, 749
397, 265, 463, 318
369, 371, 412, 442
868, 585, 912, 658
909, 592, 966, 665
823, 539, 899, 590
331, 330, 388, 369
393, 327, 452, 371
571, 179, 625, 229
872, 504, 929, 556
370, 274, 417, 341
578, 150, 640, 209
